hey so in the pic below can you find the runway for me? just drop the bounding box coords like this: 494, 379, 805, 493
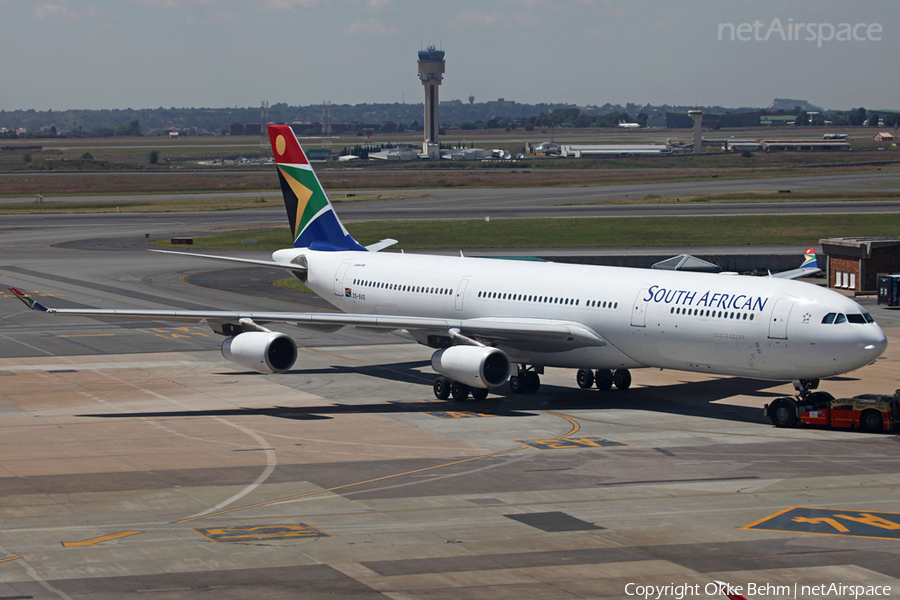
2, 201, 900, 598
4, 170, 900, 223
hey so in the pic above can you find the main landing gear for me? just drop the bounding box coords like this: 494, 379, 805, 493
509, 365, 541, 394
433, 376, 490, 402
576, 368, 631, 391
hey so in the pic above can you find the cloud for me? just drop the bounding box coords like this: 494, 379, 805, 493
130, 0, 213, 7
264, 0, 319, 8
511, 13, 540, 26
342, 18, 399, 36
449, 9, 505, 30
366, 0, 394, 12
33, 2, 79, 20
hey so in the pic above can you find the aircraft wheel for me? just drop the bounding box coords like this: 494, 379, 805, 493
525, 371, 540, 392
451, 381, 470, 402
433, 376, 451, 400
595, 370, 613, 391
860, 409, 884, 433
471, 387, 489, 401
768, 398, 798, 428
509, 376, 524, 394
613, 369, 632, 390
576, 368, 594, 389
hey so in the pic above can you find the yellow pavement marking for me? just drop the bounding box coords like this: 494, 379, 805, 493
54, 334, 115, 338
0, 556, 21, 563
743, 506, 900, 541
193, 523, 330, 543
62, 530, 142, 548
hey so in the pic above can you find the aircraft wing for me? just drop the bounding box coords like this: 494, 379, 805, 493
9, 288, 605, 352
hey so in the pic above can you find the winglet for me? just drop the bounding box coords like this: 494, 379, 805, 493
8, 288, 49, 312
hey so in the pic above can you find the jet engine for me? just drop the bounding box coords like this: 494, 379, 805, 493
431, 346, 510, 389
221, 331, 297, 374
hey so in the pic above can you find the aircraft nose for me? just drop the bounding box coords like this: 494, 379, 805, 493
859, 325, 888, 363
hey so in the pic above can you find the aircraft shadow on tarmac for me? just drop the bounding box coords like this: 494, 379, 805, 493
273, 359, 436, 386
77, 360, 843, 425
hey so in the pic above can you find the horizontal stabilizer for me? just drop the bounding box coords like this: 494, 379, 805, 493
366, 238, 399, 252
149, 249, 307, 272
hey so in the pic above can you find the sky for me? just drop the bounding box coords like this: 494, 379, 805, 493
2, 0, 899, 112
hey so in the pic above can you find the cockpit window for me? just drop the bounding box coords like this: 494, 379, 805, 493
822, 312, 874, 325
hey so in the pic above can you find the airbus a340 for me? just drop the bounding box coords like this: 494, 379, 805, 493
10, 125, 887, 412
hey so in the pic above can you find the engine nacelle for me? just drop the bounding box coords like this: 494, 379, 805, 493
431, 346, 510, 389
221, 332, 297, 374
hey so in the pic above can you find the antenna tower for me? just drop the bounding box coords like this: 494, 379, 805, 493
321, 100, 332, 147
260, 100, 270, 156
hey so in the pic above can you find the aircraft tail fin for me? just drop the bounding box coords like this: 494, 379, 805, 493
800, 247, 819, 270
267, 125, 366, 252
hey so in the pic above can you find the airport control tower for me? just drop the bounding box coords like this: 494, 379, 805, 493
417, 46, 445, 159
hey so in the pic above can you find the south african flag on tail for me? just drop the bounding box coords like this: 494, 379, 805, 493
268, 125, 366, 252
801, 247, 818, 270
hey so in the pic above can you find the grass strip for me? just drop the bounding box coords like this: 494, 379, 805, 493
273, 277, 315, 294
155, 213, 900, 250
0, 192, 421, 214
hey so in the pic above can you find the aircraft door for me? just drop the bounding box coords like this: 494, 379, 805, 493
333, 262, 351, 296
455, 279, 469, 311
768, 297, 793, 339
631, 288, 649, 327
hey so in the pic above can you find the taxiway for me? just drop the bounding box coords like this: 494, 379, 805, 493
1, 203, 900, 599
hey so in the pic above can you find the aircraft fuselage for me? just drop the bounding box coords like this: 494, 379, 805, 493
274, 248, 887, 382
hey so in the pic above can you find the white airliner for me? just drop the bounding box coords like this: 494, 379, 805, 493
10, 125, 887, 416
618, 119, 641, 128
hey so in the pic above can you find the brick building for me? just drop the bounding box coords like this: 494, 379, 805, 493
820, 237, 900, 294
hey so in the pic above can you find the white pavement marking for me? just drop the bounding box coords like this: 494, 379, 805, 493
90, 370, 279, 522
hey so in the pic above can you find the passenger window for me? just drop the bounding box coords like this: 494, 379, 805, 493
834, 313, 846, 324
